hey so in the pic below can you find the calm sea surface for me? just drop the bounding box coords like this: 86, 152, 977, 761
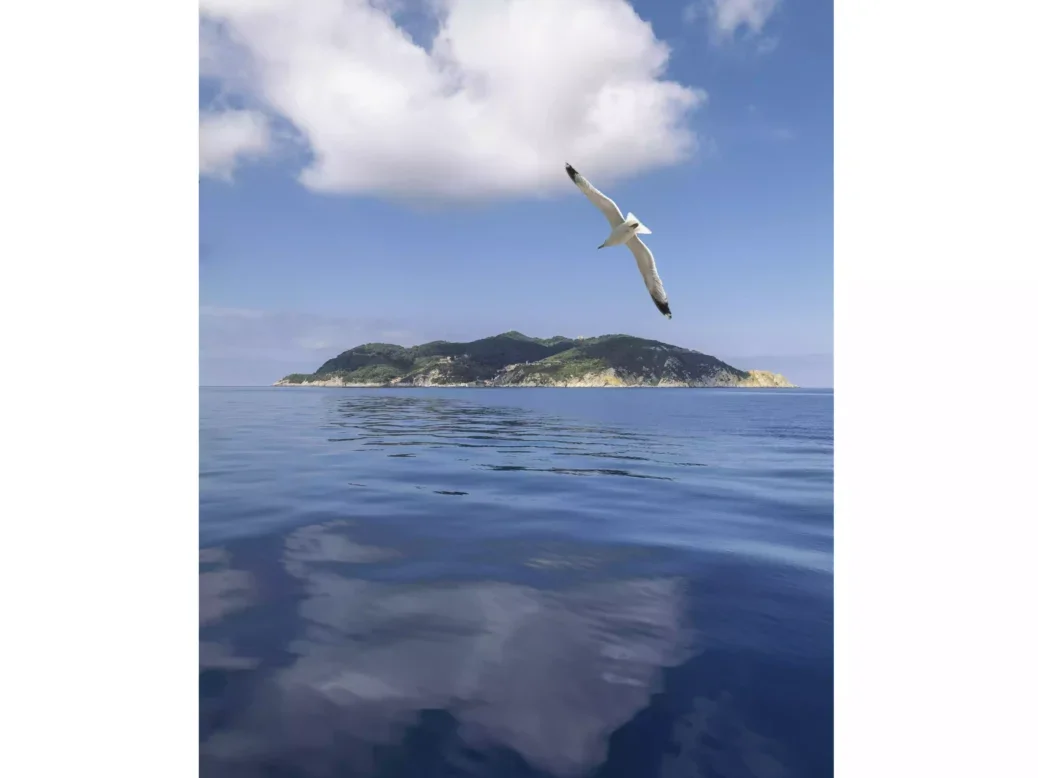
200, 387, 833, 778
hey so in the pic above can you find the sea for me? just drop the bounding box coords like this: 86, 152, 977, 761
200, 387, 833, 778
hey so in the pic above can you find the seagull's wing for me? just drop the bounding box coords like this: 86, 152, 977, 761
565, 164, 625, 229
627, 236, 672, 318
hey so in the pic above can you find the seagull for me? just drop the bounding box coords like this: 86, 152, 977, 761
564, 163, 672, 319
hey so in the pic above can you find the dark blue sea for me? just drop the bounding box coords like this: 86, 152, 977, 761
200, 387, 833, 778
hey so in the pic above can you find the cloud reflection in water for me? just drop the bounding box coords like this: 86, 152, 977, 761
202, 520, 694, 776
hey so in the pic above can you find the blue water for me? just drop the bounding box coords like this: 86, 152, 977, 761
200, 387, 833, 778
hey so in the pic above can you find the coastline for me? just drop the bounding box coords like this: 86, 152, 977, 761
273, 374, 796, 389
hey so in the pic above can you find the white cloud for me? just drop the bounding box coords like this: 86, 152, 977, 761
712, 0, 780, 38
199, 109, 272, 180
198, 0, 706, 200
685, 0, 780, 42
756, 34, 779, 54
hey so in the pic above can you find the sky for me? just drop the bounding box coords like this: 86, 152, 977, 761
199, 0, 833, 387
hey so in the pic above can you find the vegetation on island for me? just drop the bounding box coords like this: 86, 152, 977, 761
274, 331, 795, 388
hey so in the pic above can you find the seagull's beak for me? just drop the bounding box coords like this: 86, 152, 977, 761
597, 243, 605, 249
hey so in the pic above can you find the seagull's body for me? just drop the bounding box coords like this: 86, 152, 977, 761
564, 163, 672, 319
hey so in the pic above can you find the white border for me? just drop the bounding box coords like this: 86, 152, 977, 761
3, 3, 198, 775
3, 1, 1036, 776
837, 1, 1037, 777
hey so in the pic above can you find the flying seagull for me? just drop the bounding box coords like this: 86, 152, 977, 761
564, 163, 672, 318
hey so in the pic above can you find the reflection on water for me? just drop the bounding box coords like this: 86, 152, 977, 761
200, 388, 833, 777
200, 548, 259, 672
322, 395, 689, 479
481, 464, 675, 481
661, 692, 787, 778
201, 522, 790, 778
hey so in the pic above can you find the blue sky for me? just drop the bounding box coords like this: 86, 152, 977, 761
200, 0, 832, 386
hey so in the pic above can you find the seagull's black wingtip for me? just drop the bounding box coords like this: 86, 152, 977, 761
654, 298, 672, 318
565, 163, 579, 183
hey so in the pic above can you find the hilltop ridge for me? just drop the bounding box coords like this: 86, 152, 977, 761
274, 332, 794, 388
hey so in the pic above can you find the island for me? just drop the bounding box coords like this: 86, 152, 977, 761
273, 331, 795, 388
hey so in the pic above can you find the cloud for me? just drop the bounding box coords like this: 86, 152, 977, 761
199, 109, 272, 180
682, 4, 701, 25
199, 305, 267, 319
756, 34, 779, 54
685, 0, 780, 42
199, 306, 422, 384
200, 305, 419, 357
198, 0, 706, 200
712, 0, 780, 38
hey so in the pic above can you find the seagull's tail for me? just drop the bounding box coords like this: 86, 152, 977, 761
627, 213, 651, 235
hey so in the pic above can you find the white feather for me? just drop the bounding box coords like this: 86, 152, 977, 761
565, 164, 673, 318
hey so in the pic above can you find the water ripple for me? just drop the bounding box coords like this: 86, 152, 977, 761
200, 387, 833, 778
